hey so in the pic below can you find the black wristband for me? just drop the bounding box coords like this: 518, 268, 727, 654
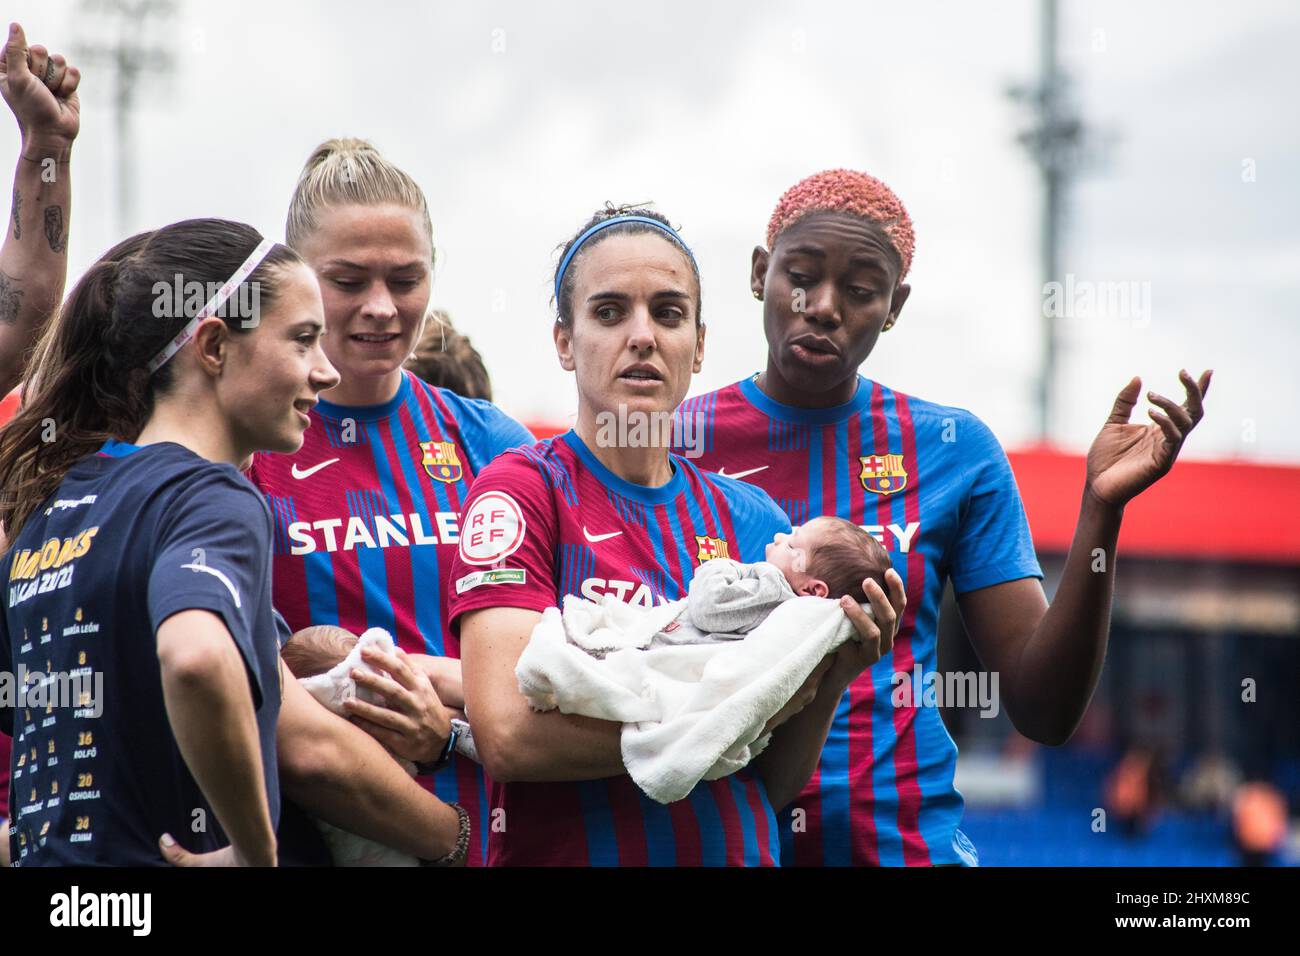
414, 725, 458, 776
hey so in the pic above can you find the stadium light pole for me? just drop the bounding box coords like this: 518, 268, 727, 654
73, 0, 176, 237
1008, 0, 1091, 445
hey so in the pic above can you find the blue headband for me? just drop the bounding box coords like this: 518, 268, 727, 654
553, 215, 697, 301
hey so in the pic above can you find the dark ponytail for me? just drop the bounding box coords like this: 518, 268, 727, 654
0, 219, 301, 541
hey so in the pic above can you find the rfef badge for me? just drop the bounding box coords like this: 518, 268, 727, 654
859, 453, 908, 495
420, 440, 463, 483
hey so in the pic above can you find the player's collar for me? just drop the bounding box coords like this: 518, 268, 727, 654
315, 371, 413, 422
738, 373, 874, 425
97, 438, 142, 458
560, 430, 686, 505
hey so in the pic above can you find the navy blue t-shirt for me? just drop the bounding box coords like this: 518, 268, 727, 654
1, 440, 284, 865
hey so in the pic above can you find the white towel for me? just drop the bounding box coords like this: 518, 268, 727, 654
515, 593, 864, 804
299, 628, 419, 867
298, 627, 477, 866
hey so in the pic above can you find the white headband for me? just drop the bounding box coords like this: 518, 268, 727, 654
146, 237, 276, 374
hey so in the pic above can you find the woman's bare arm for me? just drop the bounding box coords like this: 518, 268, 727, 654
958, 372, 1210, 746
0, 24, 80, 393
460, 606, 625, 783
277, 664, 461, 859
157, 609, 277, 866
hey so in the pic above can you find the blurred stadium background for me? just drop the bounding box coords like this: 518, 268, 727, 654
4, 0, 1297, 865
519, 421, 1300, 867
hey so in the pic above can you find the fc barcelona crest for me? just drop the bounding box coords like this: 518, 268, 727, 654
859, 453, 908, 496
695, 535, 731, 563
420, 440, 463, 483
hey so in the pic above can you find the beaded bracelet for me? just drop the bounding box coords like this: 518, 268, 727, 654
420, 802, 470, 867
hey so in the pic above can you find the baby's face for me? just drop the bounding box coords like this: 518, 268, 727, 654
765, 518, 835, 589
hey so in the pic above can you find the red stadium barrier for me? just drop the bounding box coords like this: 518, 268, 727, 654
0, 397, 1286, 564
1005, 444, 1300, 564
0, 387, 18, 423
524, 421, 1300, 565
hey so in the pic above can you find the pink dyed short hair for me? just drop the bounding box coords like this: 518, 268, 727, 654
766, 169, 915, 282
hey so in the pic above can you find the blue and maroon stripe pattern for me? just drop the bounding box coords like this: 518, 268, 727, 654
248, 371, 533, 867
448, 430, 791, 866
679, 374, 1041, 866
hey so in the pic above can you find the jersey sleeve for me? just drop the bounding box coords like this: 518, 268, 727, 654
706, 472, 792, 564
949, 412, 1044, 594
440, 390, 537, 473
147, 466, 276, 706
447, 450, 560, 633
272, 608, 293, 650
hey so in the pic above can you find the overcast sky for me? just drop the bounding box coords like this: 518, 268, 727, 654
9, 0, 1298, 462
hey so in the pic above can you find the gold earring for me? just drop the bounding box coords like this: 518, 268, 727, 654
884, 320, 894, 331
753, 290, 763, 301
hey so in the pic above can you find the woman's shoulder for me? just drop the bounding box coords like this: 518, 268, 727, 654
468, 434, 572, 494
19, 445, 270, 559
692, 462, 768, 501
686, 459, 790, 530
876, 385, 1006, 448
407, 376, 537, 461
406, 374, 531, 431
86, 442, 243, 488
115, 445, 269, 521
139, 443, 259, 486
875, 382, 975, 421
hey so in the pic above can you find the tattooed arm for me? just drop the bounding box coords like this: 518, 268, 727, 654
0, 23, 81, 393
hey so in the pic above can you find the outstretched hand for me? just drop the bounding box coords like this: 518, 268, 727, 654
1086, 369, 1211, 507
0, 22, 81, 147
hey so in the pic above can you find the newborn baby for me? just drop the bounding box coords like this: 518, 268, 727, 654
515, 516, 894, 802
286, 628, 477, 866
289, 629, 421, 866
678, 516, 893, 641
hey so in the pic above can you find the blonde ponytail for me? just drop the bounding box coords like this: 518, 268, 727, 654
285, 137, 435, 264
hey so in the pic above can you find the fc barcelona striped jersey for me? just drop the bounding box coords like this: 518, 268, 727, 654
447, 430, 791, 866
247, 370, 534, 866
678, 375, 1042, 866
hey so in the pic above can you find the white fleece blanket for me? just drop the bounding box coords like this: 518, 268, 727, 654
516, 593, 863, 804
299, 627, 477, 867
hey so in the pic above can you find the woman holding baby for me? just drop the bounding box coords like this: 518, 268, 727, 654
448, 207, 904, 866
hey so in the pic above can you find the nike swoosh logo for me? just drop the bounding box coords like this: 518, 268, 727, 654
291, 458, 340, 480
181, 563, 242, 609
716, 465, 769, 481
583, 527, 623, 544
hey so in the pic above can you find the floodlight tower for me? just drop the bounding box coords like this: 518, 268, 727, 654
73, 0, 176, 236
